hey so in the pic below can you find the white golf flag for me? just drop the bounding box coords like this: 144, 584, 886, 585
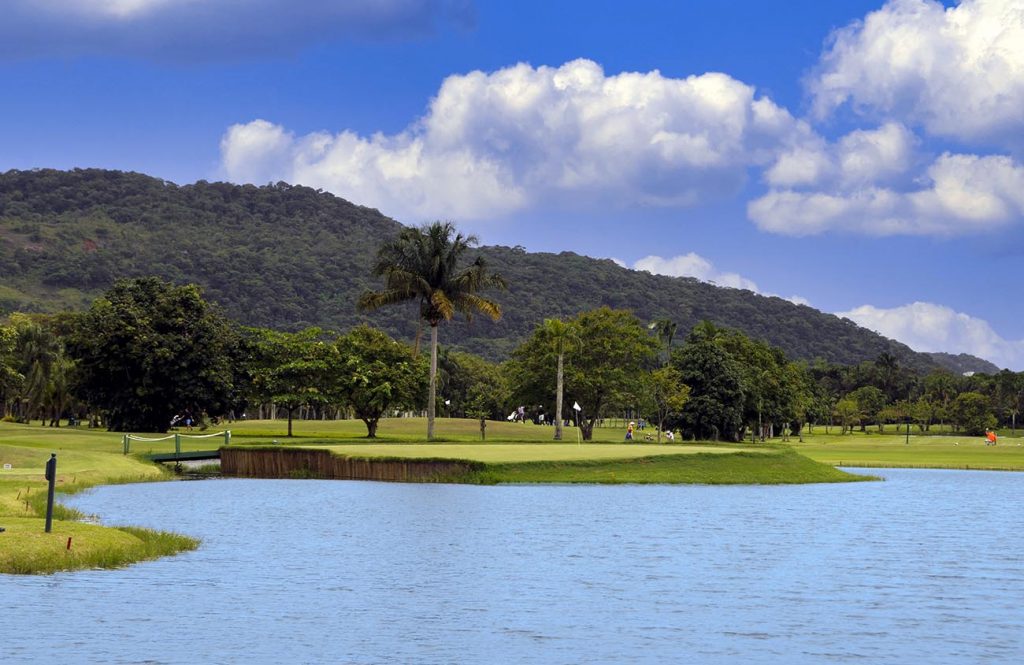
572, 401, 582, 412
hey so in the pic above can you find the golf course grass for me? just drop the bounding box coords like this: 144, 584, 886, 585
0, 436, 199, 575
792, 429, 1024, 470
4, 417, 1019, 574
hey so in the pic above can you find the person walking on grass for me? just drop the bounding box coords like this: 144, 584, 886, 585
626, 421, 634, 441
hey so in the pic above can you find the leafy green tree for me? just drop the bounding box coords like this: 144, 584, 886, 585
464, 364, 511, 441
806, 387, 836, 434
511, 307, 658, 440
334, 325, 427, 438
924, 370, 959, 426
435, 351, 506, 419
992, 370, 1024, 434
639, 366, 690, 442
673, 323, 745, 441
67, 277, 238, 432
911, 397, 938, 432
848, 386, 886, 432
358, 221, 505, 440
0, 323, 24, 418
246, 327, 337, 437
781, 361, 814, 441
874, 352, 903, 402
833, 398, 861, 434
716, 328, 800, 440
950, 391, 996, 435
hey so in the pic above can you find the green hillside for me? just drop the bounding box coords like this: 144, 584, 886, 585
0, 168, 993, 372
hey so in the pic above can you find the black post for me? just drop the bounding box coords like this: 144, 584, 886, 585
44, 453, 56, 533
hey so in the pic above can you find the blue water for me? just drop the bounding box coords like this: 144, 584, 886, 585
3, 469, 1024, 664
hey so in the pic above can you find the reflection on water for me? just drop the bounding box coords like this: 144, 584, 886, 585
3, 469, 1024, 664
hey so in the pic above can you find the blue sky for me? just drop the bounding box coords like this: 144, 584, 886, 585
2, 0, 1023, 369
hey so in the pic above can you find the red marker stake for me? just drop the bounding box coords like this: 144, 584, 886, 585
66, 537, 72, 550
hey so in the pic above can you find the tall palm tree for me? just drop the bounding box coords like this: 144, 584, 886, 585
540, 318, 580, 441
648, 318, 677, 366
358, 221, 505, 440
17, 321, 59, 423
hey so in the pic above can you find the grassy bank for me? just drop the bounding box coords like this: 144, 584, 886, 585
0, 517, 198, 575
0, 435, 198, 575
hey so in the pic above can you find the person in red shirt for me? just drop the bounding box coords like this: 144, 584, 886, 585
986, 429, 997, 446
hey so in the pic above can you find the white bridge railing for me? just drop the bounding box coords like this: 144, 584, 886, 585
122, 430, 231, 455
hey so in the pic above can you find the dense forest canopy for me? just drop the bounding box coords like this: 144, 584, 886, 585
0, 168, 999, 374
3, 280, 1017, 440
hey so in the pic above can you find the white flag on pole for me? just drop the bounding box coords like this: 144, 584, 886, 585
572, 401, 582, 412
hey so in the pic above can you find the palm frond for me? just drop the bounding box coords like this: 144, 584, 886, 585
358, 289, 417, 312
455, 293, 503, 322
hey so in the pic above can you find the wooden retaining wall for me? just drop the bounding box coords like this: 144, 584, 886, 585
220, 447, 481, 483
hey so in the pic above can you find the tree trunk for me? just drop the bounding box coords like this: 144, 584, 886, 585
428, 323, 438, 441
479, 417, 486, 441
364, 418, 378, 438
413, 320, 424, 356
554, 352, 564, 441
287, 407, 294, 437
581, 417, 594, 441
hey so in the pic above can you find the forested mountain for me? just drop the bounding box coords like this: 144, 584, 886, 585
0, 168, 997, 373
926, 352, 999, 375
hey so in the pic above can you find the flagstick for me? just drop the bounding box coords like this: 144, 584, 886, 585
572, 401, 583, 446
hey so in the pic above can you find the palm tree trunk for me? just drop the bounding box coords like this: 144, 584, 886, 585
428, 323, 438, 440
413, 320, 423, 356
554, 352, 564, 441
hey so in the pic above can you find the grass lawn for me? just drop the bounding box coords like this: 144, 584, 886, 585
0, 517, 197, 575
0, 424, 198, 574
478, 449, 865, 484
793, 430, 1024, 470
224, 416, 641, 443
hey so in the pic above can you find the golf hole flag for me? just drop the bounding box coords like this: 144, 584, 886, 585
573, 401, 582, 412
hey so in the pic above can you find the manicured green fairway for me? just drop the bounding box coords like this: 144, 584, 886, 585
479, 449, 864, 485
792, 431, 1024, 470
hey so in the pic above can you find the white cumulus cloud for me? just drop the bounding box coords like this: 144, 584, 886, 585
220, 59, 811, 221
764, 122, 918, 189
809, 0, 1024, 145
750, 151, 1024, 236
837, 301, 1024, 370
634, 253, 760, 291
632, 253, 808, 305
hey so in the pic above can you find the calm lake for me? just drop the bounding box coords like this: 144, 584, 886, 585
4, 469, 1024, 664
